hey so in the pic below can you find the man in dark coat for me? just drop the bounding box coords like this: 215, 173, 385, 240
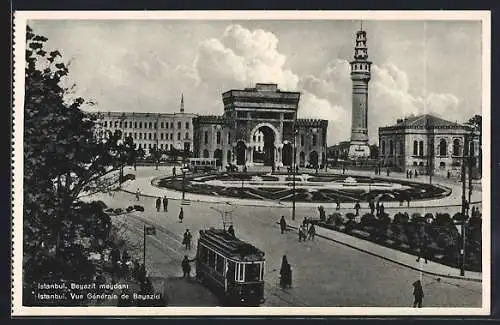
412, 280, 424, 308
376, 201, 381, 216
307, 223, 316, 241
336, 198, 341, 210
183, 229, 192, 250
280, 255, 292, 288
227, 225, 235, 237
162, 196, 168, 212
379, 202, 385, 216
181, 255, 196, 279
155, 197, 161, 212
178, 207, 184, 223
279, 216, 287, 234
369, 200, 375, 214
354, 201, 361, 216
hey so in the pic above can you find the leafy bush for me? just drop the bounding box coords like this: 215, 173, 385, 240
114, 208, 124, 214
126, 206, 134, 212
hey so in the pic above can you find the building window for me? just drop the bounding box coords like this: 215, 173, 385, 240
124, 121, 128, 128
439, 139, 447, 157
160, 143, 164, 149
300, 135, 304, 146
216, 132, 221, 144
177, 132, 181, 140
153, 133, 157, 140
134, 132, 137, 139
413, 141, 418, 156
399, 142, 404, 155
185, 132, 189, 140
381, 140, 385, 155
469, 142, 475, 156
440, 162, 446, 168
166, 122, 169, 129
185, 122, 189, 129
139, 122, 142, 128
154, 123, 157, 129
139, 133, 142, 140
148, 143, 152, 149
203, 149, 209, 158
170, 133, 173, 140
160, 122, 164, 129
177, 121, 182, 129
228, 133, 231, 145
148, 133, 152, 140
170, 122, 174, 129
160, 133, 164, 140
133, 122, 136, 128
253, 135, 256, 142
204, 131, 209, 144
170, 144, 173, 151
453, 139, 461, 156
114, 121, 118, 128
389, 140, 394, 156
312, 134, 317, 146
419, 141, 424, 157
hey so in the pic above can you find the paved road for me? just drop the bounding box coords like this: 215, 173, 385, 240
89, 190, 482, 307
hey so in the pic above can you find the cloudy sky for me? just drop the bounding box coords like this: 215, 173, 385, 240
28, 19, 482, 144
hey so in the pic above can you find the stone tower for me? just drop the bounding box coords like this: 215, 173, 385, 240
348, 24, 372, 159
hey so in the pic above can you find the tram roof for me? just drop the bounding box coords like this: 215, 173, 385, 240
199, 228, 265, 262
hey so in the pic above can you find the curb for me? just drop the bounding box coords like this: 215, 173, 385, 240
282, 223, 481, 283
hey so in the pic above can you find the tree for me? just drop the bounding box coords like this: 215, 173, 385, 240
149, 145, 163, 170
465, 114, 482, 174
24, 26, 139, 300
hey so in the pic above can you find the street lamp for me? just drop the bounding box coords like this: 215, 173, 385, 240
181, 166, 189, 201
292, 127, 298, 221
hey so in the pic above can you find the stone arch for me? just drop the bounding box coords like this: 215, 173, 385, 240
309, 151, 319, 167
249, 122, 281, 147
214, 149, 223, 166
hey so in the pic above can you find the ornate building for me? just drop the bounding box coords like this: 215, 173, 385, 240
349, 25, 372, 159
378, 114, 480, 176
95, 95, 196, 155
193, 83, 328, 168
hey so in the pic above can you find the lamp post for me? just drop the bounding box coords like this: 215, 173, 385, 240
181, 166, 189, 201
292, 127, 298, 221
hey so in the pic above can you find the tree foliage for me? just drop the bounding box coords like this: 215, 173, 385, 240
23, 26, 138, 295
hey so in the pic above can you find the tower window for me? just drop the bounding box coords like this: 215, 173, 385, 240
185, 122, 190, 129
439, 139, 447, 157
413, 141, 418, 156
204, 131, 209, 144
216, 131, 221, 144
177, 122, 182, 129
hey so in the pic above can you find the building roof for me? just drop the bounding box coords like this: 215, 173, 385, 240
295, 118, 328, 128
379, 114, 471, 131
199, 228, 265, 262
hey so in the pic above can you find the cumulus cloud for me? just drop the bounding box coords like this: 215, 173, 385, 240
192, 24, 461, 145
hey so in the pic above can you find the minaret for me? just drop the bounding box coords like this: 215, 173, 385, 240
180, 93, 185, 113
348, 23, 372, 159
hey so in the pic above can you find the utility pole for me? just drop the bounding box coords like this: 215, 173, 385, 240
292, 126, 297, 221
143, 224, 146, 267
460, 133, 468, 277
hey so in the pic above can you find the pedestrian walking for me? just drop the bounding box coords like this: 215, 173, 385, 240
298, 225, 307, 242
379, 202, 385, 216
227, 225, 235, 237
172, 166, 176, 176
369, 200, 375, 214
409, 170, 413, 179
183, 229, 192, 250
307, 223, 316, 240
375, 201, 380, 216
136, 188, 141, 201
354, 201, 361, 217
178, 207, 184, 223
412, 280, 424, 308
181, 255, 196, 278
279, 216, 287, 234
302, 217, 309, 227
155, 197, 161, 212
162, 196, 168, 212
415, 169, 418, 178
386, 168, 390, 176
406, 170, 409, 178
447, 170, 451, 179
336, 198, 341, 210
280, 255, 292, 288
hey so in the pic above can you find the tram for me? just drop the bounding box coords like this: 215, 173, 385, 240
195, 228, 266, 306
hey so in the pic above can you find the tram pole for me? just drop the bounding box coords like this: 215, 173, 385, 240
143, 224, 146, 268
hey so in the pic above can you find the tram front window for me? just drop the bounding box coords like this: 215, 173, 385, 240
245, 263, 261, 282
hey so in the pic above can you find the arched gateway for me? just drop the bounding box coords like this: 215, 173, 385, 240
193, 83, 328, 168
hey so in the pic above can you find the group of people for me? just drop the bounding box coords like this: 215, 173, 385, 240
298, 217, 316, 242
406, 169, 420, 179
155, 196, 169, 212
